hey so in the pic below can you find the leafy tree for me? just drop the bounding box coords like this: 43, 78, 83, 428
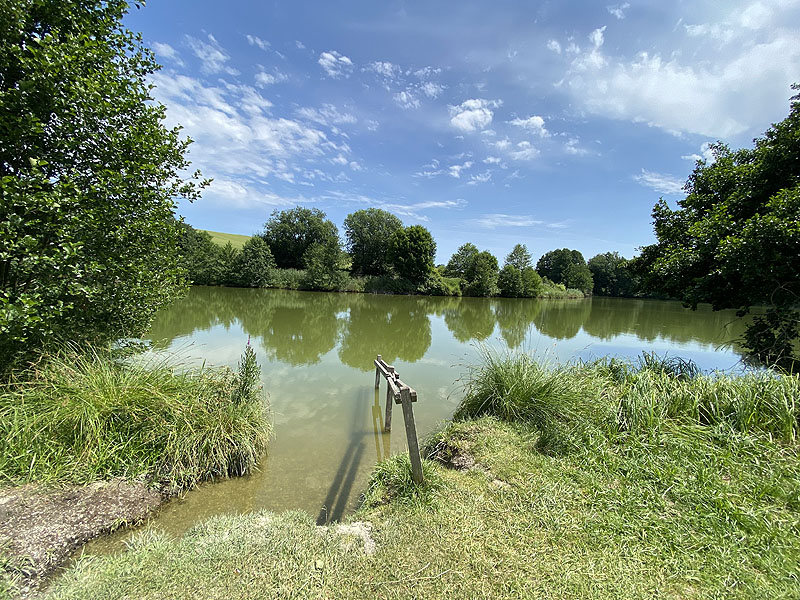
218, 243, 241, 287
588, 252, 637, 297
536, 248, 592, 294
505, 244, 533, 271
498, 265, 524, 298
302, 239, 345, 291
388, 225, 436, 284
262, 207, 339, 269
178, 224, 224, 286
444, 243, 479, 279
636, 86, 800, 369
521, 267, 543, 297
343, 208, 403, 275
464, 251, 499, 297
0, 1, 205, 367
234, 236, 275, 288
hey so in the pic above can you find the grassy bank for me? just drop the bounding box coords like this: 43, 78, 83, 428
0, 346, 271, 492
35, 352, 800, 599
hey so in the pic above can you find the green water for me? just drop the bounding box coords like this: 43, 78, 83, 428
86, 286, 751, 550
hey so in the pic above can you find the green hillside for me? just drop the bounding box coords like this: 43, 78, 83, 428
200, 230, 251, 249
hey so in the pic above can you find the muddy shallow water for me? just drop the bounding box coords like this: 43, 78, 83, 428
82, 287, 751, 554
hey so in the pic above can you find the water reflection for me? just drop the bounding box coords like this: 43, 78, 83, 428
147, 288, 752, 364
339, 295, 432, 371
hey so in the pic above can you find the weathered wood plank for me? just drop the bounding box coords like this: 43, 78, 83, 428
400, 386, 424, 484
384, 384, 393, 432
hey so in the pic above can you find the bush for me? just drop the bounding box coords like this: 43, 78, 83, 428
419, 273, 461, 296
0, 346, 271, 492
271, 269, 306, 290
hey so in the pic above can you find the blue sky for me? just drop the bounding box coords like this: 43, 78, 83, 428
125, 0, 800, 264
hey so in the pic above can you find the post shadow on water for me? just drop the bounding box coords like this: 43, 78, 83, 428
316, 386, 391, 525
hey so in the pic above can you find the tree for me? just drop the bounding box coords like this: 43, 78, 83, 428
234, 236, 275, 288
444, 243, 479, 279
388, 225, 436, 284
536, 248, 592, 293
521, 267, 544, 297
0, 1, 205, 367
343, 208, 403, 275
588, 252, 637, 297
498, 265, 524, 298
505, 244, 533, 271
262, 207, 339, 269
464, 251, 499, 297
178, 224, 224, 286
636, 86, 800, 369
302, 239, 345, 291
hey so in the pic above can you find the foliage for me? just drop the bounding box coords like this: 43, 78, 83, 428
418, 272, 462, 296
232, 236, 275, 288
261, 207, 339, 270
302, 240, 346, 291
636, 86, 800, 369
0, 345, 270, 492
504, 243, 533, 271
443, 243, 479, 279
498, 265, 524, 297
177, 224, 225, 286
588, 252, 637, 297
0, 0, 205, 368
343, 208, 403, 276
463, 251, 499, 297
388, 225, 436, 284
536, 248, 593, 294
498, 264, 542, 298
217, 242, 241, 286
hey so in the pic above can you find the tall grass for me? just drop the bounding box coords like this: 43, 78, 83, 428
0, 346, 271, 493
457, 347, 800, 447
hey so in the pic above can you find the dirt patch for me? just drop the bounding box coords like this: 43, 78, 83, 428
427, 439, 480, 471
0, 480, 161, 596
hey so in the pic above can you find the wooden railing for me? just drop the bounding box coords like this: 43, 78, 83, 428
373, 355, 423, 484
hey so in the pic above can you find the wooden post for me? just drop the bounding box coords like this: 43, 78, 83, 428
384, 384, 393, 431
374, 354, 382, 389
399, 386, 424, 484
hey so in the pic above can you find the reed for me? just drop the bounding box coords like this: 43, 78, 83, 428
0, 345, 271, 492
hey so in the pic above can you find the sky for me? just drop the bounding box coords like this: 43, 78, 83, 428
124, 0, 800, 264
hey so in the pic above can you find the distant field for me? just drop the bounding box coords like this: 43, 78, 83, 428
200, 230, 251, 249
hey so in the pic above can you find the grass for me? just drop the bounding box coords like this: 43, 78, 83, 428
0, 346, 271, 493
36, 351, 800, 599
201, 230, 251, 249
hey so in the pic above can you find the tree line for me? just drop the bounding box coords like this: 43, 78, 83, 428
179, 207, 644, 300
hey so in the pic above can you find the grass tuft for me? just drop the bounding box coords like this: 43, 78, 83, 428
0, 346, 271, 493
362, 454, 444, 509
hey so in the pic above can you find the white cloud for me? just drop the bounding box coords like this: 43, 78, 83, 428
473, 214, 544, 228
295, 40, 306, 49
246, 34, 270, 51
367, 61, 401, 79
420, 81, 445, 99
295, 104, 357, 126
467, 171, 492, 185
152, 42, 183, 66
413, 66, 442, 79
509, 115, 549, 137
255, 70, 287, 87
558, 7, 800, 137
449, 98, 501, 133
318, 50, 354, 78
564, 138, 589, 156
509, 141, 539, 161
607, 3, 630, 20
681, 142, 716, 164
185, 34, 239, 76
394, 90, 420, 109
546, 39, 562, 54
149, 72, 354, 208
483, 156, 503, 165
634, 169, 685, 195
448, 161, 473, 178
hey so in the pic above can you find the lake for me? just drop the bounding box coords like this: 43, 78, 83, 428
88, 286, 751, 549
